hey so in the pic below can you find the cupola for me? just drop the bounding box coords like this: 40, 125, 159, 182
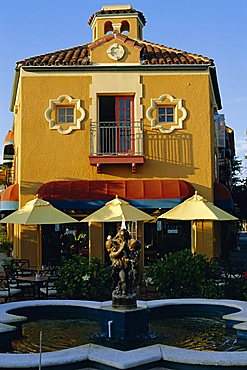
88, 5, 146, 41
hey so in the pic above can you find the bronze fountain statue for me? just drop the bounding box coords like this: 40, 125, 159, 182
105, 228, 141, 308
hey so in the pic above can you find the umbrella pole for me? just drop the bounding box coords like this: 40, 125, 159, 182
202, 221, 204, 254
192, 221, 197, 254
37, 225, 42, 272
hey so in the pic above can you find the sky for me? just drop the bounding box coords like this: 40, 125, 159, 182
0, 0, 247, 173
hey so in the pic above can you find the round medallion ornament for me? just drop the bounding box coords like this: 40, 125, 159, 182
107, 43, 125, 61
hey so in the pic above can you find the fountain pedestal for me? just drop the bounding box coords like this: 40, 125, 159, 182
112, 292, 137, 309
100, 306, 149, 341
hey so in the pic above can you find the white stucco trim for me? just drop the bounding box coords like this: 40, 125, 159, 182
146, 93, 187, 134
44, 94, 85, 135
21, 70, 209, 78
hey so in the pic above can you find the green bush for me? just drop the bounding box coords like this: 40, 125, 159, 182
55, 255, 112, 301
145, 249, 222, 299
224, 278, 247, 300
0, 239, 13, 254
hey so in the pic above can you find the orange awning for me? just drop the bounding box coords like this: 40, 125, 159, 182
0, 183, 19, 211
4, 130, 14, 145
214, 182, 234, 211
37, 179, 195, 210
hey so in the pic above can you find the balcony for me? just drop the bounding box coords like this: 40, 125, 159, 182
0, 166, 14, 187
89, 121, 145, 173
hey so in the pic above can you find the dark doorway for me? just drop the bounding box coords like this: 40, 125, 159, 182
98, 96, 134, 154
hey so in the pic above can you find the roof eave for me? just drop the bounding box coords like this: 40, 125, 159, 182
21, 64, 211, 72
10, 69, 20, 112
209, 66, 222, 110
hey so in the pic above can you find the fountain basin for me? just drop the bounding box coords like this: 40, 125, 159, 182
0, 299, 247, 369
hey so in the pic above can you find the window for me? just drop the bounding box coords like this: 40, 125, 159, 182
57, 107, 74, 124
158, 106, 174, 123
104, 21, 113, 35
120, 21, 130, 34
147, 93, 187, 134
45, 94, 85, 134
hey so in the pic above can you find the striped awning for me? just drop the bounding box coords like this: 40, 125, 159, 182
0, 183, 19, 211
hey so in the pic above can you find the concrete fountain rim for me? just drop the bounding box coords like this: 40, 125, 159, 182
0, 298, 247, 369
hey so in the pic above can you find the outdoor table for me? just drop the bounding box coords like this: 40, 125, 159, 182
19, 266, 52, 276
16, 275, 49, 299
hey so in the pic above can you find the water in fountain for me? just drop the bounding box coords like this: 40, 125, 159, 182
10, 313, 247, 353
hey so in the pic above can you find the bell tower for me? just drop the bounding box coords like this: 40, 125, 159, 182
88, 5, 146, 42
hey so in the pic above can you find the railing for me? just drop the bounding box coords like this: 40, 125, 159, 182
90, 121, 143, 156
1, 167, 15, 187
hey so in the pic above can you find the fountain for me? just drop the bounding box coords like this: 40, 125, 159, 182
101, 229, 149, 342
1, 299, 247, 368
1, 232, 247, 369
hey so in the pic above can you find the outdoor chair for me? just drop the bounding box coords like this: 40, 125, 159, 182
11, 259, 30, 268
40, 276, 58, 298
211, 258, 229, 286
0, 275, 22, 303
11, 259, 31, 276
226, 261, 245, 281
3, 265, 31, 298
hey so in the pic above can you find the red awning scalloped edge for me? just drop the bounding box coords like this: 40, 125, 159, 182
37, 179, 195, 201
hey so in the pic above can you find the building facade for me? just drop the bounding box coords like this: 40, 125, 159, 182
1, 5, 232, 266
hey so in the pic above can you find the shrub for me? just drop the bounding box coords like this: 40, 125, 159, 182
224, 278, 247, 300
145, 249, 222, 299
0, 240, 13, 254
55, 255, 112, 301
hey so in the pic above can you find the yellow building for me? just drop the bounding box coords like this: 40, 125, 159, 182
2, 5, 231, 266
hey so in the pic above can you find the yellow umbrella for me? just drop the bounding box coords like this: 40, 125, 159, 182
158, 191, 237, 253
158, 192, 237, 221
80, 195, 154, 223
1, 198, 78, 269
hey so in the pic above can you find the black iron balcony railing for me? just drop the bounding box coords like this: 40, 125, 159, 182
90, 121, 143, 156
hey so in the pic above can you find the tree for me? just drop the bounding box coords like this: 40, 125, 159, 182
229, 156, 247, 225
232, 177, 247, 225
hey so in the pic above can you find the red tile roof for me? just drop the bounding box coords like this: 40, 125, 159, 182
88, 7, 146, 26
141, 40, 213, 65
16, 45, 90, 68
16, 33, 214, 68
88, 32, 143, 51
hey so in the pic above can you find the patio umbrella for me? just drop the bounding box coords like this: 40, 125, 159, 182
1, 197, 78, 269
81, 195, 154, 223
158, 191, 237, 253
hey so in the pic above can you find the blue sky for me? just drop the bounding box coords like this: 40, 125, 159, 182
0, 0, 247, 173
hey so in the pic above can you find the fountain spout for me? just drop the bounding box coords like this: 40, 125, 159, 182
107, 320, 113, 338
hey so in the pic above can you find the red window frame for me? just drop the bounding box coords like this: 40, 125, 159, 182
115, 96, 134, 153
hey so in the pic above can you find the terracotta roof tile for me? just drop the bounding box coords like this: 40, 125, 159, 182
140, 40, 213, 65
88, 7, 146, 26
115, 33, 128, 42
16, 34, 214, 69
16, 45, 91, 68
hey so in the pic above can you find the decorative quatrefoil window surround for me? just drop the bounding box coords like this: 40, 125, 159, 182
45, 95, 85, 134
146, 94, 187, 134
